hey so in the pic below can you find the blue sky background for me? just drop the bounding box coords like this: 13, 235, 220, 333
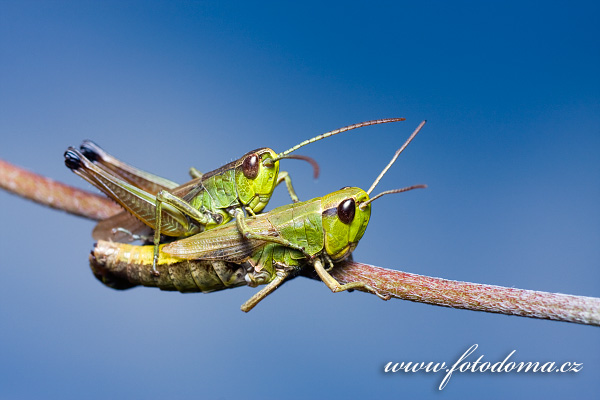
1, 1, 599, 398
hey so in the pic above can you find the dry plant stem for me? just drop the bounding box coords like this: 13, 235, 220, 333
0, 159, 121, 220
333, 260, 600, 326
2, 158, 599, 325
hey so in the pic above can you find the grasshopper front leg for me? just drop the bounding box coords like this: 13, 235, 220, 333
276, 171, 299, 203
312, 257, 391, 300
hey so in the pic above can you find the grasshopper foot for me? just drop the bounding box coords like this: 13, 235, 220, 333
368, 285, 391, 301
211, 212, 223, 224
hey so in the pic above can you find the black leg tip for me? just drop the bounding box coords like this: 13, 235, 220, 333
79, 140, 101, 162
64, 148, 84, 170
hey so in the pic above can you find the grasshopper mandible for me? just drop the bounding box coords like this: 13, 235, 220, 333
158, 121, 427, 311
64, 118, 405, 276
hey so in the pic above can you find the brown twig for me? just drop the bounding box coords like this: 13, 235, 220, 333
330, 261, 600, 326
0, 159, 121, 220
1, 158, 599, 325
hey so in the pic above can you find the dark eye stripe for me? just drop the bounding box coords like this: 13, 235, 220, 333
322, 207, 337, 218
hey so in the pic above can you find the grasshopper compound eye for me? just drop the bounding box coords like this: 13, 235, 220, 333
242, 153, 260, 179
337, 198, 356, 224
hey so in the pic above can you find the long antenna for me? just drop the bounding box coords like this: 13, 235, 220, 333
277, 154, 320, 178
359, 185, 427, 210
265, 118, 406, 166
366, 120, 427, 195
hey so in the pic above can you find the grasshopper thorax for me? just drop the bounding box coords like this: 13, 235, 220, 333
235, 148, 279, 213
321, 187, 372, 261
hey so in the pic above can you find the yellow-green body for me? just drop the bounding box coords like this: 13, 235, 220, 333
163, 187, 372, 285
89, 187, 373, 296
66, 146, 284, 240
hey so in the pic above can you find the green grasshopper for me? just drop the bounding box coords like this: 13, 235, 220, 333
64, 118, 405, 276
160, 121, 427, 311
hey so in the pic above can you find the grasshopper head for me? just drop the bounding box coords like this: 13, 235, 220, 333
319, 121, 430, 262
321, 187, 372, 261
235, 148, 280, 213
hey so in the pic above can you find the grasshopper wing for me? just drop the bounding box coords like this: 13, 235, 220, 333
163, 219, 275, 263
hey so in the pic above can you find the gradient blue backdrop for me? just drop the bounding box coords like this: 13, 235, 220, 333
1, 2, 598, 399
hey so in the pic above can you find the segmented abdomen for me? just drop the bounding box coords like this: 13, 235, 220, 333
90, 240, 249, 293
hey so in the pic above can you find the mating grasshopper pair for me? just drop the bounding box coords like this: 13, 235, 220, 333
67, 119, 426, 311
